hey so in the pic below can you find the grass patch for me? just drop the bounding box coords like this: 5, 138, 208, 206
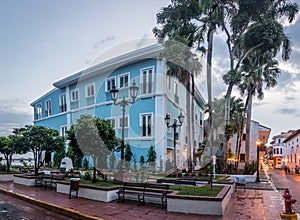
170, 185, 223, 196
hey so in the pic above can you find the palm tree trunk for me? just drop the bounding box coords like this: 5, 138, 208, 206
245, 91, 253, 165
207, 24, 214, 173
186, 78, 192, 171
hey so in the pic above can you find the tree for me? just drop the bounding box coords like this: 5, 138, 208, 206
239, 51, 280, 164
139, 155, 145, 169
147, 145, 157, 170
222, 0, 298, 164
153, 0, 236, 173
0, 136, 13, 172
124, 143, 133, 170
18, 125, 65, 176
154, 0, 299, 171
72, 115, 117, 171
67, 125, 84, 168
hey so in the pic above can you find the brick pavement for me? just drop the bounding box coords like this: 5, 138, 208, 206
0, 169, 288, 220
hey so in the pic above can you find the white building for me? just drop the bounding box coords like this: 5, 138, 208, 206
283, 129, 300, 171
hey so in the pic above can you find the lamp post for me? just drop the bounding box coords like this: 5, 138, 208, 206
110, 80, 139, 172
256, 138, 261, 182
164, 112, 185, 169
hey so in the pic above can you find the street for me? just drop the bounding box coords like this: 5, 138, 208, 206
268, 168, 300, 213
0, 192, 73, 220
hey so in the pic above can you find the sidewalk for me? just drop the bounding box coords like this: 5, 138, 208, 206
0, 170, 286, 220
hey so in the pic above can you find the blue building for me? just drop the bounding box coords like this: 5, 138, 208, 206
31, 43, 206, 170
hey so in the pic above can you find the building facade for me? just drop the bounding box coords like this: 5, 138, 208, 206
270, 130, 294, 169
31, 44, 206, 170
282, 129, 300, 171
230, 121, 271, 168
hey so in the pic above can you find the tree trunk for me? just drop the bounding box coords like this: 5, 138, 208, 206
245, 92, 253, 165
186, 78, 192, 171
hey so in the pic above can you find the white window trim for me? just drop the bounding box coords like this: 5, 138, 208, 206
165, 112, 171, 133
140, 66, 154, 94
85, 83, 95, 98
60, 125, 67, 137
71, 89, 79, 102
36, 103, 42, 119
105, 76, 117, 92
118, 72, 130, 89
106, 117, 116, 129
118, 115, 129, 129
45, 99, 52, 117
139, 112, 153, 137
59, 93, 67, 112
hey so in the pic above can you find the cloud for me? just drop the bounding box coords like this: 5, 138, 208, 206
0, 99, 32, 136
276, 107, 300, 115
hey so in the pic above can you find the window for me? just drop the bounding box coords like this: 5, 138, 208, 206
174, 81, 178, 104
45, 99, 52, 117
199, 112, 203, 126
59, 94, 67, 112
106, 118, 116, 129
119, 73, 129, 89
60, 126, 67, 137
141, 67, 153, 94
86, 84, 95, 97
167, 75, 171, 90
240, 154, 245, 162
118, 116, 129, 128
36, 104, 42, 119
106, 77, 116, 92
71, 89, 79, 102
140, 114, 152, 137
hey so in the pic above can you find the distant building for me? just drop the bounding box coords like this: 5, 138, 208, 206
282, 129, 300, 171
270, 130, 295, 169
30, 43, 206, 170
230, 121, 271, 169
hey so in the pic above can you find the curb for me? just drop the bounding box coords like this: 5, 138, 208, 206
0, 187, 103, 220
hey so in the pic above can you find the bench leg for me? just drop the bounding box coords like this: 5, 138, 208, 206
162, 197, 167, 209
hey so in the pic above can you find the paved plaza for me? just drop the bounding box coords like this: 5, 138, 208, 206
0, 168, 298, 219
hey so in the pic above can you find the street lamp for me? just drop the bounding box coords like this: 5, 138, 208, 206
256, 138, 262, 182
110, 80, 139, 172
164, 112, 185, 169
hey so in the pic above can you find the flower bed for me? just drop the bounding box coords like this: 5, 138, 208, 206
56, 181, 119, 202
167, 185, 231, 216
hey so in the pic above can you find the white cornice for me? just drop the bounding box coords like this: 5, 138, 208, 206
53, 44, 164, 89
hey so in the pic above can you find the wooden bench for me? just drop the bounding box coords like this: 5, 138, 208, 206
117, 182, 171, 209
43, 174, 65, 190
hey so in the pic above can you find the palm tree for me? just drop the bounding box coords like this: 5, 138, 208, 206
239, 51, 280, 164
162, 37, 202, 171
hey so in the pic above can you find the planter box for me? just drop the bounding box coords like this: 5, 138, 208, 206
0, 173, 18, 181
56, 181, 119, 202
167, 186, 231, 216
13, 174, 37, 186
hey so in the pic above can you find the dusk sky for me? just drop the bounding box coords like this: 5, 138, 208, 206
1, 0, 300, 143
